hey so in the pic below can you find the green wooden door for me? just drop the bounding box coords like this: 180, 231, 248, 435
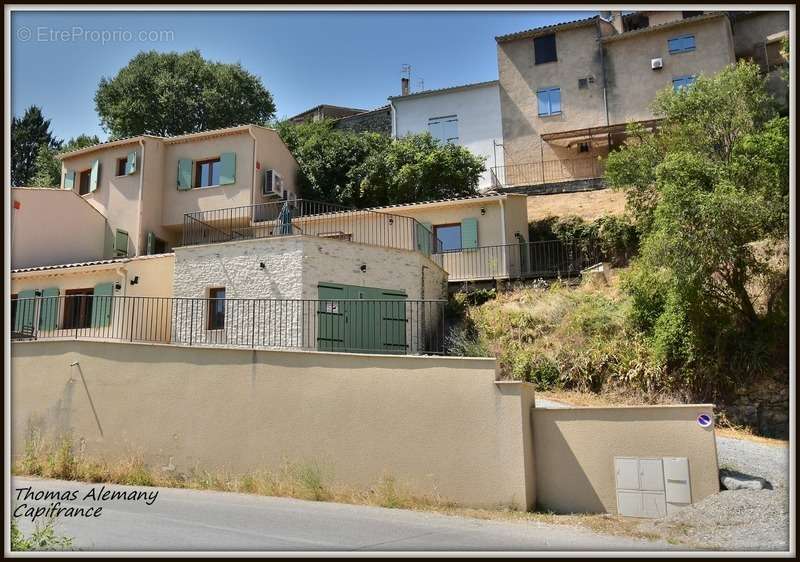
317, 283, 347, 351
317, 283, 407, 353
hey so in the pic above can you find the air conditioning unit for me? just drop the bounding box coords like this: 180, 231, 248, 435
262, 169, 283, 197
651, 58, 664, 70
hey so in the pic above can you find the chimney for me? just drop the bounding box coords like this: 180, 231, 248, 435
600, 10, 624, 33
401, 77, 410, 96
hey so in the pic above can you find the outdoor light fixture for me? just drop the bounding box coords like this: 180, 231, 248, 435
388, 218, 394, 225
260, 262, 266, 269
480, 207, 486, 215
360, 264, 367, 272
130, 276, 139, 286
115, 282, 122, 291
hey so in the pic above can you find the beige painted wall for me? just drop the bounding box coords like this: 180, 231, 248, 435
497, 22, 608, 165
11, 255, 175, 342
251, 126, 300, 206
730, 11, 790, 60
527, 189, 627, 222
11, 340, 536, 510
11, 188, 109, 269
532, 405, 719, 515
604, 16, 735, 124
61, 140, 146, 256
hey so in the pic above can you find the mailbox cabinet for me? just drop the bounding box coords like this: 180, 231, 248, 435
614, 456, 691, 518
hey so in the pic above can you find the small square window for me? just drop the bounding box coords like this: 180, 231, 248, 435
116, 158, 128, 176
208, 287, 226, 330
578, 78, 589, 89
672, 75, 696, 92
434, 224, 462, 253
668, 35, 696, 54
195, 158, 221, 188
537, 87, 561, 117
578, 142, 590, 153
534, 34, 557, 65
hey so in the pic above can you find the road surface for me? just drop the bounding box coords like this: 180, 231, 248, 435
11, 477, 672, 552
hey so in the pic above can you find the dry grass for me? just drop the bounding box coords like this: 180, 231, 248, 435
14, 433, 668, 544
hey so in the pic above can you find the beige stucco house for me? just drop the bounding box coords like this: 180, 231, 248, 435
494, 10, 789, 189
55, 124, 300, 258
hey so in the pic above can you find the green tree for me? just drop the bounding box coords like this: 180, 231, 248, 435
95, 50, 275, 138
30, 135, 102, 187
606, 61, 789, 393
11, 106, 61, 186
275, 120, 484, 207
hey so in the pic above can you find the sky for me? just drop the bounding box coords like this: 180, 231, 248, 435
10, 9, 596, 142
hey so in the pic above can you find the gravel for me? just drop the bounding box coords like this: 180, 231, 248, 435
639, 436, 790, 551
534, 397, 790, 551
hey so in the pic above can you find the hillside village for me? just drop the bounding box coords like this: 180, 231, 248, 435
9, 8, 791, 553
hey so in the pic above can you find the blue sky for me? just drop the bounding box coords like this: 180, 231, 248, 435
11, 9, 595, 141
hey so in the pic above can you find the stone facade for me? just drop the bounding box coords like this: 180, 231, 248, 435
171, 235, 447, 352
334, 106, 392, 135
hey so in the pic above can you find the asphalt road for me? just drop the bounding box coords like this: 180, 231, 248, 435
11, 477, 671, 552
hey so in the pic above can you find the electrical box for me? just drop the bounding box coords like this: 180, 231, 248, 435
651, 57, 664, 70
663, 457, 691, 514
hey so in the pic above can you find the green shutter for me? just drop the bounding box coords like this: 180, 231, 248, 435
38, 287, 60, 331
64, 170, 75, 190
91, 282, 115, 328
146, 231, 156, 255
461, 218, 478, 249
126, 151, 137, 175
15, 290, 37, 332
219, 152, 236, 185
89, 159, 100, 192
177, 159, 193, 190
417, 222, 433, 255
114, 229, 129, 257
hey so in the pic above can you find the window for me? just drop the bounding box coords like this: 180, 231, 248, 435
78, 169, 92, 195
195, 158, 221, 188
668, 35, 696, 54
434, 224, 462, 253
578, 142, 590, 153
534, 34, 557, 64
63, 288, 94, 330
672, 75, 696, 92
152, 237, 167, 254
114, 229, 129, 257
428, 115, 459, 144
116, 158, 128, 176
537, 87, 561, 116
11, 294, 17, 327
208, 287, 226, 330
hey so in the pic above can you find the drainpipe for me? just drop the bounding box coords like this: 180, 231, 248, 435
135, 139, 146, 256
499, 198, 508, 276
247, 126, 258, 205
389, 101, 397, 138
596, 19, 612, 149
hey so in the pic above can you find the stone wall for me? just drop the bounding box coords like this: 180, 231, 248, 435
718, 375, 789, 439
334, 107, 392, 135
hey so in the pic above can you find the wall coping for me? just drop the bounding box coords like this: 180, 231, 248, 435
11, 338, 497, 365
532, 403, 716, 411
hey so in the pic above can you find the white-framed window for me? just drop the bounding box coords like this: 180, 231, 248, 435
428, 115, 459, 145
672, 75, 696, 92
537, 87, 561, 116
668, 34, 695, 54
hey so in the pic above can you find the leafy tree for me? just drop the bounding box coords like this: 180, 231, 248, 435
95, 50, 275, 138
276, 119, 484, 207
30, 135, 102, 187
606, 61, 789, 394
11, 106, 61, 186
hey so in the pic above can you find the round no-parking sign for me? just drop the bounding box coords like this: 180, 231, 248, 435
697, 413, 713, 428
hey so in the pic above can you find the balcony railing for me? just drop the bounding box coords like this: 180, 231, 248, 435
182, 199, 440, 255
431, 239, 603, 282
11, 295, 448, 355
491, 157, 605, 188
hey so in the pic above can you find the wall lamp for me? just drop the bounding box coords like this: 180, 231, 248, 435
480, 207, 486, 216
130, 276, 139, 286
260, 262, 266, 270
114, 282, 122, 291
360, 264, 367, 272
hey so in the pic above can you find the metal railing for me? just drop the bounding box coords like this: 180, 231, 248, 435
11, 295, 448, 355
182, 199, 441, 255
431, 239, 603, 282
491, 157, 605, 188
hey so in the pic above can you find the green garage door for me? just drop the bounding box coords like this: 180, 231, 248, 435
317, 283, 407, 354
